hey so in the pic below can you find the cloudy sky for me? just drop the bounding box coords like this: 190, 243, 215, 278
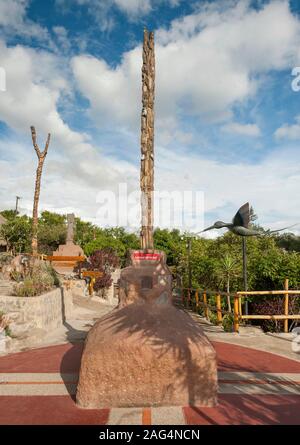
0, 0, 300, 234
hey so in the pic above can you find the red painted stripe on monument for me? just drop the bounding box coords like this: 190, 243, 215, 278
132, 252, 161, 260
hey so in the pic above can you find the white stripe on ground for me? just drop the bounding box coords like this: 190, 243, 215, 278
107, 408, 142, 425
0, 373, 78, 383
218, 372, 300, 382
0, 383, 76, 396
151, 407, 185, 425
219, 383, 300, 395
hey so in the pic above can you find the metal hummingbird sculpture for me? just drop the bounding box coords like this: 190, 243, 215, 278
201, 202, 298, 236
200, 202, 299, 313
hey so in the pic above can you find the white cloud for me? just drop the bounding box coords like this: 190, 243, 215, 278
52, 26, 71, 53
114, 0, 152, 16
155, 144, 300, 234
0, 0, 300, 234
72, 0, 300, 129
0, 40, 138, 220
222, 122, 261, 137
0, 0, 49, 41
275, 115, 300, 140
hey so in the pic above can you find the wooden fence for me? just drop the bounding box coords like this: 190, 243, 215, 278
179, 279, 300, 334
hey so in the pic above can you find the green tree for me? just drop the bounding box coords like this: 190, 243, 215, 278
37, 211, 66, 254
0, 215, 31, 253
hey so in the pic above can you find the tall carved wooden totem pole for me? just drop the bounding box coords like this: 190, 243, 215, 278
140, 29, 155, 250
76, 29, 218, 410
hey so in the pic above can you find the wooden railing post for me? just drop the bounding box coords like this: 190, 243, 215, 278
195, 289, 199, 311
216, 293, 222, 325
284, 279, 289, 333
203, 292, 208, 320
234, 293, 239, 333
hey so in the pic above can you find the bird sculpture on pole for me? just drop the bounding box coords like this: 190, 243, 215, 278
201, 202, 298, 236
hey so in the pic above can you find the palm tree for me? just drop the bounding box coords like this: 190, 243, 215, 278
30, 126, 50, 255
217, 253, 240, 312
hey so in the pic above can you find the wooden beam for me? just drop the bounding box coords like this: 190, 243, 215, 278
241, 315, 300, 320
45, 255, 85, 262
237, 290, 300, 295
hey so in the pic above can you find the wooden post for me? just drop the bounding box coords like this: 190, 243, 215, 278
30, 126, 50, 255
140, 29, 155, 250
187, 288, 191, 307
195, 289, 199, 311
234, 294, 239, 333
284, 278, 289, 333
203, 292, 208, 320
216, 293, 222, 325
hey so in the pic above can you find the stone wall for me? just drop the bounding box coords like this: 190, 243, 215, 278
0, 287, 73, 338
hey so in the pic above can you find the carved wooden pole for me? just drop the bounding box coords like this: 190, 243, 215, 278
140, 29, 155, 250
30, 126, 50, 255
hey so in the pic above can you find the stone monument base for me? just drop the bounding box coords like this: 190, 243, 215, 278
76, 302, 218, 408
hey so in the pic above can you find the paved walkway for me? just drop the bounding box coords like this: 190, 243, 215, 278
0, 340, 300, 425
1, 297, 300, 425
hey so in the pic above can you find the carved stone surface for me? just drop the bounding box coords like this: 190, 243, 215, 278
76, 303, 218, 409
118, 250, 172, 308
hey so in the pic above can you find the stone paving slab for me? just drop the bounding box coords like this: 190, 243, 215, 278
0, 341, 300, 424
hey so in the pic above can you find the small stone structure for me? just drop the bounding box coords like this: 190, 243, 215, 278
118, 250, 172, 307
0, 286, 73, 339
52, 213, 84, 274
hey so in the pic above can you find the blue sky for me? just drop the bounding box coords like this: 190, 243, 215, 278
0, 0, 300, 234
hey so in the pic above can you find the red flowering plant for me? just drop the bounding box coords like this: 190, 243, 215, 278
76, 248, 119, 296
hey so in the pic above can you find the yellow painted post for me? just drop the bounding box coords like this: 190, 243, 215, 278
203, 292, 208, 320
216, 293, 222, 325
284, 279, 289, 333
234, 294, 239, 333
195, 289, 199, 311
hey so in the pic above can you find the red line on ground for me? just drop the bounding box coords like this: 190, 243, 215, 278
142, 408, 151, 425
184, 394, 300, 425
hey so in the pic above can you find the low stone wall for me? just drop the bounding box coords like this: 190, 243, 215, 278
0, 287, 73, 338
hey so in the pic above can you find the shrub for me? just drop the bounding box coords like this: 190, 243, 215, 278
13, 261, 58, 297
250, 296, 300, 332
0, 312, 10, 337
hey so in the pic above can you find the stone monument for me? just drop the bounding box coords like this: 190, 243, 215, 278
52, 213, 84, 274
76, 29, 218, 409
